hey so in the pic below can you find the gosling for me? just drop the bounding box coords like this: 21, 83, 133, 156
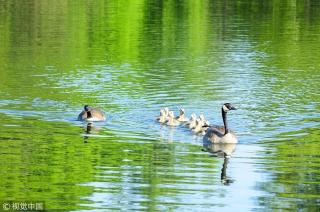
187, 113, 197, 129
175, 108, 189, 122
156, 109, 167, 123
166, 111, 180, 126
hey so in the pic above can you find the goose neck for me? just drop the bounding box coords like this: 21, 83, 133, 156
222, 108, 228, 135
87, 111, 92, 118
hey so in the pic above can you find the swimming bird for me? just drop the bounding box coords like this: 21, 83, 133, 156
157, 109, 167, 123
164, 107, 170, 117
203, 103, 238, 143
192, 117, 210, 135
199, 114, 209, 126
166, 111, 180, 126
186, 113, 197, 129
192, 118, 205, 134
78, 105, 106, 121
199, 114, 210, 132
176, 108, 189, 122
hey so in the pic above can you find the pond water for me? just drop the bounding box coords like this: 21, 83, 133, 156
0, 0, 320, 211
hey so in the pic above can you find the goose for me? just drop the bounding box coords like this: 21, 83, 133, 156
192, 117, 209, 135
192, 118, 205, 134
166, 111, 180, 126
176, 108, 189, 122
164, 107, 170, 118
78, 105, 106, 121
156, 109, 167, 123
203, 103, 237, 143
186, 113, 197, 129
199, 114, 210, 132
199, 114, 209, 126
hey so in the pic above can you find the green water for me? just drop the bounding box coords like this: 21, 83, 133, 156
1, 0, 320, 211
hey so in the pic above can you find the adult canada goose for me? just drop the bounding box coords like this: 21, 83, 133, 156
157, 109, 167, 123
166, 111, 180, 126
203, 103, 238, 144
176, 108, 189, 122
78, 105, 106, 121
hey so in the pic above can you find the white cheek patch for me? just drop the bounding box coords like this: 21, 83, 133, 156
223, 105, 229, 112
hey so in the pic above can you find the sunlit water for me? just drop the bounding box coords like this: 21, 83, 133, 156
0, 1, 320, 211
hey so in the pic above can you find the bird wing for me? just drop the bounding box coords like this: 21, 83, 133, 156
90, 108, 106, 119
78, 110, 87, 120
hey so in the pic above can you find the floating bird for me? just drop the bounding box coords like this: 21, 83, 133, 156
157, 109, 167, 123
192, 118, 205, 134
166, 111, 180, 126
164, 107, 170, 117
203, 103, 238, 143
187, 113, 197, 129
175, 108, 189, 122
199, 114, 209, 126
78, 105, 106, 122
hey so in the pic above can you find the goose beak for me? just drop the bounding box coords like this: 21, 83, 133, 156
230, 106, 237, 110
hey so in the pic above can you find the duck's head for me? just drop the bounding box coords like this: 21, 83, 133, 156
222, 103, 237, 112
159, 109, 165, 116
84, 105, 91, 111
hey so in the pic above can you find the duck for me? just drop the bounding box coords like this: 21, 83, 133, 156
203, 103, 238, 143
186, 113, 197, 129
78, 105, 106, 121
166, 111, 180, 126
175, 108, 189, 122
156, 109, 167, 123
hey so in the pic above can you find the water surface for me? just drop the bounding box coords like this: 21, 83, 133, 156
0, 0, 320, 211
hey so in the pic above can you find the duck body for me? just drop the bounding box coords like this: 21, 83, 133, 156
78, 105, 106, 122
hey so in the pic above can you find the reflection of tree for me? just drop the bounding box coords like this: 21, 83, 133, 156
0, 115, 96, 210
0, 0, 319, 211
256, 127, 320, 210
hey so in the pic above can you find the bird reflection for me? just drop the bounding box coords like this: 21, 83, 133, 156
83, 122, 102, 143
83, 123, 92, 143
202, 141, 236, 185
220, 154, 234, 185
